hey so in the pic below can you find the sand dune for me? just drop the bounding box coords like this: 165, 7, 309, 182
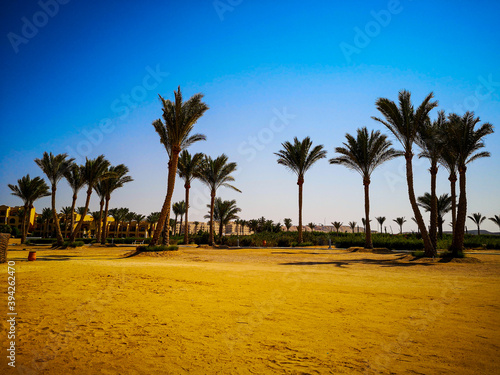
1, 245, 499, 374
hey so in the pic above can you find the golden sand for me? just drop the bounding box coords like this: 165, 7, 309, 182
1, 244, 499, 374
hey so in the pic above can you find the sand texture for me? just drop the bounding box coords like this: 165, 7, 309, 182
1, 245, 499, 374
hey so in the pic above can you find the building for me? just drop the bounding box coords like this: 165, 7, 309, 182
0, 205, 36, 233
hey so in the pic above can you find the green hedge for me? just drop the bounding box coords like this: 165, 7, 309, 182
137, 245, 178, 252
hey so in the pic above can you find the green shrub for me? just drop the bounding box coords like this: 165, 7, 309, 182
440, 250, 465, 258
62, 241, 84, 248
412, 250, 425, 258
137, 245, 178, 252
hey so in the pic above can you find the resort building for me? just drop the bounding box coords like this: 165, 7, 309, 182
0, 205, 36, 232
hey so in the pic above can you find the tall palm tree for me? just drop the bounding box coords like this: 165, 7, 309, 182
348, 221, 357, 233
489, 215, 500, 232
275, 137, 326, 244
373, 90, 438, 256
35, 152, 74, 246
178, 150, 204, 244
205, 198, 241, 241
198, 154, 241, 246
134, 214, 146, 237
417, 193, 452, 238
150, 87, 208, 247
468, 213, 486, 235
283, 218, 292, 231
445, 112, 493, 255
393, 217, 407, 234
64, 162, 85, 240
416, 111, 447, 249
94, 179, 107, 242
178, 201, 186, 237
70, 155, 111, 243
330, 127, 401, 249
99, 164, 133, 244
8, 175, 50, 243
439, 145, 458, 234
375, 216, 386, 234
332, 221, 342, 234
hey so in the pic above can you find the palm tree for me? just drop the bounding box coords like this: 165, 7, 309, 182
445, 112, 493, 255
193, 221, 200, 234
205, 198, 241, 241
64, 162, 85, 240
307, 222, 315, 231
283, 218, 292, 231
99, 164, 133, 244
439, 142, 458, 233
94, 179, 106, 241
393, 217, 407, 234
134, 214, 146, 237
172, 202, 182, 236
468, 213, 486, 235
35, 152, 74, 246
348, 221, 357, 233
88, 211, 102, 238
330, 127, 401, 249
375, 216, 386, 234
70, 155, 111, 243
417, 193, 452, 238
247, 219, 259, 234
198, 154, 241, 246
178, 150, 204, 244
60, 206, 73, 238
489, 215, 500, 232
275, 137, 327, 244
150, 87, 208, 247
125, 211, 137, 237
416, 111, 447, 249
8, 175, 50, 243
146, 212, 160, 237
332, 221, 342, 234
41, 207, 53, 238
373, 90, 438, 256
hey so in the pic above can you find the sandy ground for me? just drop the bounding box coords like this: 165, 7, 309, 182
1, 243, 499, 374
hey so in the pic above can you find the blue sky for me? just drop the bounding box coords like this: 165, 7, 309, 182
1, 0, 499, 232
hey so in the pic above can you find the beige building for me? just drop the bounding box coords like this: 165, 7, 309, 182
0, 205, 36, 233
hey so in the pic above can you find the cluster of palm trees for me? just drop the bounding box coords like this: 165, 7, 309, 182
149, 87, 240, 247
275, 90, 494, 256
468, 213, 500, 236
8, 153, 133, 245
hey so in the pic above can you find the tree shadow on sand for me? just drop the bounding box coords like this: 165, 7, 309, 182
280, 255, 437, 268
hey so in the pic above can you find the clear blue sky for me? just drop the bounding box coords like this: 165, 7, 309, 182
1, 0, 499, 232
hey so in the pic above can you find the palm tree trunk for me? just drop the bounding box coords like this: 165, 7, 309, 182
405, 153, 435, 256
429, 163, 438, 250
363, 178, 373, 249
184, 184, 190, 244
209, 190, 215, 246
477, 224, 480, 236
97, 198, 104, 241
449, 173, 457, 234
101, 197, 110, 244
51, 186, 64, 246
451, 167, 467, 255
70, 187, 91, 243
150, 151, 180, 247
219, 219, 223, 242
438, 216, 444, 239
21, 204, 28, 244
69, 194, 77, 239
298, 177, 304, 244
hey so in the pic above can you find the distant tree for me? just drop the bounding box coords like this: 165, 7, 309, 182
41, 207, 53, 238
332, 221, 342, 234
275, 137, 326, 244
8, 175, 50, 243
393, 217, 407, 234
489, 215, 500, 231
468, 213, 486, 236
348, 221, 357, 233
193, 221, 200, 234
60, 206, 73, 238
284, 218, 292, 231
375, 216, 386, 234
205, 198, 241, 241
418, 193, 452, 238
307, 222, 315, 231
146, 212, 160, 237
